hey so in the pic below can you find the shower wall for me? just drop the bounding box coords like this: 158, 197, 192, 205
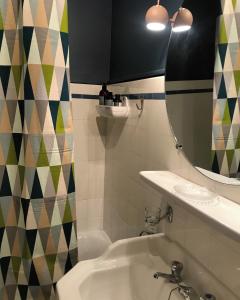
71, 84, 106, 233
71, 77, 172, 238
103, 77, 169, 240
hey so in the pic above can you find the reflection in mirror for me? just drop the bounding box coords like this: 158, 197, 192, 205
165, 0, 240, 185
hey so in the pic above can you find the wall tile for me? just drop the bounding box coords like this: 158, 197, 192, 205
72, 100, 89, 120
73, 78, 240, 299
102, 76, 240, 299
104, 79, 167, 241
72, 85, 106, 233
162, 201, 240, 300
75, 161, 89, 201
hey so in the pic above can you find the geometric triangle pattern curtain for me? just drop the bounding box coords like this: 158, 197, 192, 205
0, 1, 78, 299
212, 0, 240, 178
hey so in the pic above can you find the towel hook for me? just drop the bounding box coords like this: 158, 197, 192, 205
136, 99, 144, 111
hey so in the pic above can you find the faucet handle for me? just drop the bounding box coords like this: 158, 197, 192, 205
178, 285, 195, 298
171, 261, 183, 275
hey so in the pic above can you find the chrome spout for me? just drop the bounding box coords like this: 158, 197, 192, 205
153, 261, 183, 284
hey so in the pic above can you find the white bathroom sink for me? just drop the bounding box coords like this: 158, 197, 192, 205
174, 184, 218, 202
57, 234, 183, 300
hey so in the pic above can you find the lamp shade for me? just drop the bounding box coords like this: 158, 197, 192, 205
172, 8, 193, 32
145, 4, 169, 31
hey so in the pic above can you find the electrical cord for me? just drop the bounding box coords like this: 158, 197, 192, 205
168, 287, 179, 300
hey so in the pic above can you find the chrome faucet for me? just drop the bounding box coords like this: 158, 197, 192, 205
154, 261, 183, 284
178, 285, 216, 300
153, 261, 216, 300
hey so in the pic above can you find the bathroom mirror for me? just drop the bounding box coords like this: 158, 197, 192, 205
165, 0, 240, 185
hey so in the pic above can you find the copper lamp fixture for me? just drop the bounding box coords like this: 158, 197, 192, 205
145, 0, 169, 31
145, 1, 193, 33
172, 7, 193, 32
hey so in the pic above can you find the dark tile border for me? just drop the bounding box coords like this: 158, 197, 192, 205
123, 93, 165, 100
166, 88, 213, 95
72, 93, 166, 100
72, 94, 99, 99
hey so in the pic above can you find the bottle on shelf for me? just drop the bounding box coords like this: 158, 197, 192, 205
105, 92, 114, 106
99, 83, 108, 105
113, 94, 121, 106
118, 96, 124, 106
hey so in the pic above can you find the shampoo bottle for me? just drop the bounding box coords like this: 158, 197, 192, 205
99, 83, 108, 105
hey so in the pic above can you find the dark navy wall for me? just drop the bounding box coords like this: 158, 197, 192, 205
68, 0, 220, 84
166, 0, 221, 81
110, 0, 183, 83
68, 0, 112, 84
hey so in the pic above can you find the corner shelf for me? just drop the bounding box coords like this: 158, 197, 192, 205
96, 105, 129, 119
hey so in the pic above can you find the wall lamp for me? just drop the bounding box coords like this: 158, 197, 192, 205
145, 0, 193, 33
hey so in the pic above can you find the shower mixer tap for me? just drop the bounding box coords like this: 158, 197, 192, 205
139, 205, 173, 236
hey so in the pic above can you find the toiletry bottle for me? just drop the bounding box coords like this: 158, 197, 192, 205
119, 96, 124, 107
114, 94, 121, 106
99, 83, 108, 105
105, 92, 113, 106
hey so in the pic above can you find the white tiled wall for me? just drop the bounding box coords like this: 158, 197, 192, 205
72, 77, 240, 299
71, 83, 106, 233
102, 77, 240, 299
163, 202, 240, 299
103, 80, 173, 240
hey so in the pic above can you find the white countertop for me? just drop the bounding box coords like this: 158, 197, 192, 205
140, 171, 240, 241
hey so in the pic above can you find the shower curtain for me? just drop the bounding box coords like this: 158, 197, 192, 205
212, 0, 240, 177
0, 0, 78, 299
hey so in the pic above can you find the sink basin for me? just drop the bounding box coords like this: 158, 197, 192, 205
57, 234, 183, 300
78, 259, 179, 300
174, 184, 219, 205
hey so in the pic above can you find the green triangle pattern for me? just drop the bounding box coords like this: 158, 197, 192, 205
219, 17, 228, 44
45, 254, 57, 279
12, 66, 22, 96
37, 138, 49, 167
63, 199, 73, 223
61, 2, 69, 33
0, 0, 77, 298
212, 1, 240, 178
232, 0, 237, 8
234, 70, 240, 92
235, 130, 240, 148
0, 11, 3, 30
222, 102, 231, 125
6, 137, 18, 165
226, 149, 234, 167
42, 65, 54, 96
0, 206, 5, 227
56, 104, 65, 134
50, 165, 61, 192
